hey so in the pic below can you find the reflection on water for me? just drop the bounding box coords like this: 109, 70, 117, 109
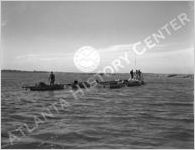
1, 72, 194, 149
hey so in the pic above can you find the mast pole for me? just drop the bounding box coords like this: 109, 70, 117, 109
135, 52, 137, 70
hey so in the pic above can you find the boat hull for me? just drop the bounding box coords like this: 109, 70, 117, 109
97, 80, 144, 89
25, 84, 64, 91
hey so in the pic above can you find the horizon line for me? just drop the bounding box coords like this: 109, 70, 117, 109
1, 69, 194, 75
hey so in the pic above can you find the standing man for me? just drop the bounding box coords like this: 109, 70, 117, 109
130, 69, 134, 80
49, 71, 55, 86
138, 70, 141, 80
135, 70, 138, 80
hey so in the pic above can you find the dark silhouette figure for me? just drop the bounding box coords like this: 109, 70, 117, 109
139, 70, 143, 81
135, 70, 139, 80
138, 70, 141, 80
49, 71, 55, 86
130, 69, 134, 79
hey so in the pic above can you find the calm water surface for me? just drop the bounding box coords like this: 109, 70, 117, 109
1, 72, 194, 148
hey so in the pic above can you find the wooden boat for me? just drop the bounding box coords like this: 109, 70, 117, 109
96, 79, 144, 89
124, 80, 143, 87
22, 82, 64, 91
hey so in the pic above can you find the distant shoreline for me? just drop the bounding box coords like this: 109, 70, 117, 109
1, 69, 48, 73
1, 69, 194, 76
1, 69, 94, 74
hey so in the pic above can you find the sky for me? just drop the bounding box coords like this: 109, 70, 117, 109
1, 1, 194, 74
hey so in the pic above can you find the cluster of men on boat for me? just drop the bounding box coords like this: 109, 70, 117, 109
129, 69, 143, 81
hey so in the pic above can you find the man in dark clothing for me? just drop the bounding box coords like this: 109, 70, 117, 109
130, 69, 134, 80
138, 70, 141, 80
49, 71, 55, 86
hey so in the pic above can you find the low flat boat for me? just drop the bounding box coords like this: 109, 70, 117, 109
96, 79, 144, 89
124, 80, 143, 87
23, 82, 64, 91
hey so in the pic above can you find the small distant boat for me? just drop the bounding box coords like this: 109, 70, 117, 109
22, 82, 64, 91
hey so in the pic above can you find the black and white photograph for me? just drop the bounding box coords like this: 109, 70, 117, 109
1, 0, 194, 149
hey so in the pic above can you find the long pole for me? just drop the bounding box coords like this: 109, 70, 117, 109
135, 52, 137, 70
